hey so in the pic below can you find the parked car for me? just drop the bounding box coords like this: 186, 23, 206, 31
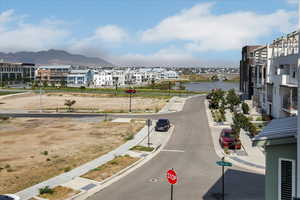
0, 194, 20, 200
219, 128, 241, 150
155, 119, 171, 132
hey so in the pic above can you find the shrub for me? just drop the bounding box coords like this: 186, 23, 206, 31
0, 116, 9, 121
226, 89, 241, 112
64, 167, 71, 172
39, 186, 54, 195
247, 116, 253, 121
124, 133, 134, 141
242, 102, 250, 114
42, 151, 48, 156
64, 99, 76, 112
249, 124, 258, 136
256, 116, 263, 121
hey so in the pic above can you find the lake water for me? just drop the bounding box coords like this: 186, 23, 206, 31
184, 81, 239, 92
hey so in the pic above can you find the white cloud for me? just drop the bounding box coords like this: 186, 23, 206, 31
141, 3, 297, 52
0, 10, 69, 52
68, 25, 128, 57
110, 46, 237, 67
94, 25, 128, 43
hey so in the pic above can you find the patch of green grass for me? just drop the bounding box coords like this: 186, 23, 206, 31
124, 134, 134, 141
130, 145, 154, 152
0, 91, 22, 96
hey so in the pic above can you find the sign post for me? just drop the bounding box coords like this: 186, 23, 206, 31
167, 169, 177, 200
216, 157, 232, 200
147, 119, 152, 147
126, 89, 136, 113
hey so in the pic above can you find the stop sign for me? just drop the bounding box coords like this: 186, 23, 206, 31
166, 169, 177, 184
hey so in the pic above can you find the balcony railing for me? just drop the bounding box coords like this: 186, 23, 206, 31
282, 95, 297, 112
281, 74, 297, 86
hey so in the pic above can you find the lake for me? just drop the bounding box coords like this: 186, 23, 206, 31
184, 81, 239, 92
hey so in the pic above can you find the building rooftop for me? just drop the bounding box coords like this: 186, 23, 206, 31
252, 116, 297, 146
38, 65, 72, 69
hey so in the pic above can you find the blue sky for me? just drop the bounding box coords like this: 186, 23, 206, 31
0, 0, 298, 66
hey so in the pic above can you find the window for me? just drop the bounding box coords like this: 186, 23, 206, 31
278, 158, 295, 200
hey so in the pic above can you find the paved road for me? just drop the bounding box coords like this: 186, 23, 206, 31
86, 96, 264, 200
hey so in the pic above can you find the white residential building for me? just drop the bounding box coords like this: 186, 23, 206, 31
67, 69, 93, 87
93, 70, 113, 87
252, 31, 299, 118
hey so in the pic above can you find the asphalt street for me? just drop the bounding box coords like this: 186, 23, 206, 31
86, 96, 265, 200
2, 96, 264, 199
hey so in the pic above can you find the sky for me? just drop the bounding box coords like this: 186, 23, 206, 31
0, 0, 298, 67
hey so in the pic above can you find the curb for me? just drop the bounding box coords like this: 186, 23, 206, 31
72, 126, 175, 200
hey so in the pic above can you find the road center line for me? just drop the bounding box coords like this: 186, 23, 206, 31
161, 149, 185, 153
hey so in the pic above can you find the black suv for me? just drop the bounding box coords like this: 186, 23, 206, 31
155, 119, 171, 132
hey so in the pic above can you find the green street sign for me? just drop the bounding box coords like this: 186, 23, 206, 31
216, 161, 232, 167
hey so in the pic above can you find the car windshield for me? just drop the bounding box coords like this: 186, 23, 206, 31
0, 196, 14, 200
223, 131, 235, 138
158, 120, 168, 124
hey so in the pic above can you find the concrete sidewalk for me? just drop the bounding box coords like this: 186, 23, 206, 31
16, 120, 156, 200
204, 100, 265, 174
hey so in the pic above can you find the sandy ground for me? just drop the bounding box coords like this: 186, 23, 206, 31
0, 93, 167, 112
0, 117, 145, 193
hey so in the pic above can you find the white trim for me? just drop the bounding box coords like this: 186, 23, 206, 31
278, 158, 296, 200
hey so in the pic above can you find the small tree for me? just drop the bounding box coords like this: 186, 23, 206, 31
242, 102, 250, 114
64, 99, 76, 112
209, 89, 225, 109
60, 79, 67, 88
226, 89, 241, 112
43, 80, 48, 88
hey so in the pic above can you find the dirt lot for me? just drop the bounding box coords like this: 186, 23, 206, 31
0, 92, 167, 113
0, 117, 145, 193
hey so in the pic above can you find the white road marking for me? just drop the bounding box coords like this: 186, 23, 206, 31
161, 149, 185, 153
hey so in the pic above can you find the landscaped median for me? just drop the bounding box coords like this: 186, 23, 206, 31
205, 89, 266, 173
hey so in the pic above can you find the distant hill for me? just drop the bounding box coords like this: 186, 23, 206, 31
0, 49, 113, 66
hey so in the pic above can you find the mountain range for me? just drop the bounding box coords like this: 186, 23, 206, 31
0, 49, 113, 66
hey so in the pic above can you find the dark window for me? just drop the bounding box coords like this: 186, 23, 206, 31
280, 160, 293, 200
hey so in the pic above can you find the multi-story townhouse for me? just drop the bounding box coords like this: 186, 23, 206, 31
67, 69, 94, 87
251, 32, 300, 200
240, 45, 262, 100
93, 70, 113, 87
252, 46, 269, 112
251, 31, 299, 118
35, 65, 71, 84
0, 62, 35, 84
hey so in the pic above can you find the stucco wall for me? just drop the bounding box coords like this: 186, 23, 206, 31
265, 143, 297, 200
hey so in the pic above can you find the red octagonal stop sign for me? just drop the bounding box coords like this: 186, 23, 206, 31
166, 169, 177, 184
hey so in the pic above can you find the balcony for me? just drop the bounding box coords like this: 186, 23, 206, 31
281, 74, 297, 87
282, 95, 298, 115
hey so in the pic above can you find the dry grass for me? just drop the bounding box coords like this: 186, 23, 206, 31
39, 186, 79, 200
82, 155, 139, 182
0, 92, 167, 113
0, 118, 144, 193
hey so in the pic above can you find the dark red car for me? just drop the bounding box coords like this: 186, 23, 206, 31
126, 89, 136, 94
219, 128, 241, 150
